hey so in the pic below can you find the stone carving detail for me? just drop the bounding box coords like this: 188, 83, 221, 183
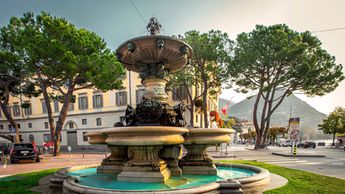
181, 144, 213, 164
146, 17, 162, 35
156, 38, 165, 49
127, 42, 136, 52
124, 101, 186, 127
124, 145, 167, 169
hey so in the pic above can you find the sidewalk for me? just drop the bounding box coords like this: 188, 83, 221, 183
0, 153, 104, 177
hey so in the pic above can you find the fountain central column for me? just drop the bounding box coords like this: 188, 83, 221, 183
142, 78, 168, 102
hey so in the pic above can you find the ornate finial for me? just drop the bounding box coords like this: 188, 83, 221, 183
146, 17, 161, 35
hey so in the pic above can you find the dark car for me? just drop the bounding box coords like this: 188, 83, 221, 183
297, 141, 316, 148
10, 143, 40, 163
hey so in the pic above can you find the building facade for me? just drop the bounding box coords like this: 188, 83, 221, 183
0, 71, 219, 151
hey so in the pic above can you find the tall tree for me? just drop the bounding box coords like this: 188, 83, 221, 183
179, 30, 233, 128
319, 107, 345, 146
1, 12, 125, 155
0, 29, 40, 143
229, 24, 344, 149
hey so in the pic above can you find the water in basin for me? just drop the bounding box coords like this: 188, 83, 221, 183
68, 167, 256, 191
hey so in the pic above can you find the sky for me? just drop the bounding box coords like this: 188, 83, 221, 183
0, 0, 344, 114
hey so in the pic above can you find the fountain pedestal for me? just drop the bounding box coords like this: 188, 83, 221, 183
98, 145, 128, 173
118, 145, 171, 182
180, 144, 217, 175
181, 128, 234, 175
159, 145, 183, 176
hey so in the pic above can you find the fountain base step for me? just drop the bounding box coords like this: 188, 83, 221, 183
97, 165, 123, 174
181, 164, 217, 175
117, 168, 171, 183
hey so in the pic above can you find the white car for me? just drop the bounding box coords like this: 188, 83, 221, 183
282, 140, 293, 147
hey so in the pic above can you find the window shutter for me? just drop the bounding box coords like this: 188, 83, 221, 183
100, 94, 103, 107
78, 97, 81, 110
124, 92, 128, 105
116, 92, 119, 106
85, 96, 88, 109
92, 95, 96, 108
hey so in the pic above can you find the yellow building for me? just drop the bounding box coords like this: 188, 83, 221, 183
0, 71, 219, 150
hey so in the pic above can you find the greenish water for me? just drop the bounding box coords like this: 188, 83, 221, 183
68, 166, 256, 191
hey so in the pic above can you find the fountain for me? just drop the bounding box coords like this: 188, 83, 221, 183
51, 17, 271, 194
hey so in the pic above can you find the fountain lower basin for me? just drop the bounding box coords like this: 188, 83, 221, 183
60, 163, 270, 194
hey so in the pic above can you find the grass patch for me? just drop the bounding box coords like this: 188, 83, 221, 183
0, 169, 58, 194
219, 160, 345, 194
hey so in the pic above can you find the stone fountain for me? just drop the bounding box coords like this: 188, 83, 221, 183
53, 18, 272, 194
86, 17, 232, 183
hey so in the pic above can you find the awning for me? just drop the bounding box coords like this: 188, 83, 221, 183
0, 137, 11, 144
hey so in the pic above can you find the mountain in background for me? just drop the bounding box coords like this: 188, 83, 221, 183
219, 93, 327, 134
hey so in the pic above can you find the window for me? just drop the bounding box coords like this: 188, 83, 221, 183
54, 100, 59, 112
172, 87, 188, 101
17, 124, 20, 129
116, 91, 127, 106
28, 123, 32, 128
136, 88, 145, 103
29, 134, 35, 142
23, 101, 32, 115
83, 132, 88, 142
93, 93, 103, 108
78, 94, 88, 110
41, 100, 47, 113
69, 122, 74, 129
120, 116, 126, 122
96, 118, 102, 126
0, 125, 3, 130
82, 119, 87, 125
13, 103, 20, 117
43, 134, 50, 142
44, 122, 49, 129
69, 102, 74, 111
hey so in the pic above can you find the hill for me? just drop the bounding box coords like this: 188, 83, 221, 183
221, 93, 327, 130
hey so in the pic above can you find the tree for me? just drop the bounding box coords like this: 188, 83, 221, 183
0, 28, 40, 143
319, 107, 345, 146
178, 30, 233, 128
268, 127, 286, 145
166, 62, 202, 127
1, 12, 125, 155
229, 24, 344, 149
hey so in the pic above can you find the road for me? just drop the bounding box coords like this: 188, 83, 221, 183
210, 144, 345, 179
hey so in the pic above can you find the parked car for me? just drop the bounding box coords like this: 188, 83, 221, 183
282, 140, 293, 147
297, 141, 316, 148
9, 143, 40, 164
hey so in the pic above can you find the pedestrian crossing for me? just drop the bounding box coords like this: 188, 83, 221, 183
236, 157, 323, 165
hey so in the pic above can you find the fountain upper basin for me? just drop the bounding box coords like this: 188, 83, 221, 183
116, 35, 193, 73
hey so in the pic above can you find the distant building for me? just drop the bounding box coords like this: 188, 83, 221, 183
0, 70, 218, 150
